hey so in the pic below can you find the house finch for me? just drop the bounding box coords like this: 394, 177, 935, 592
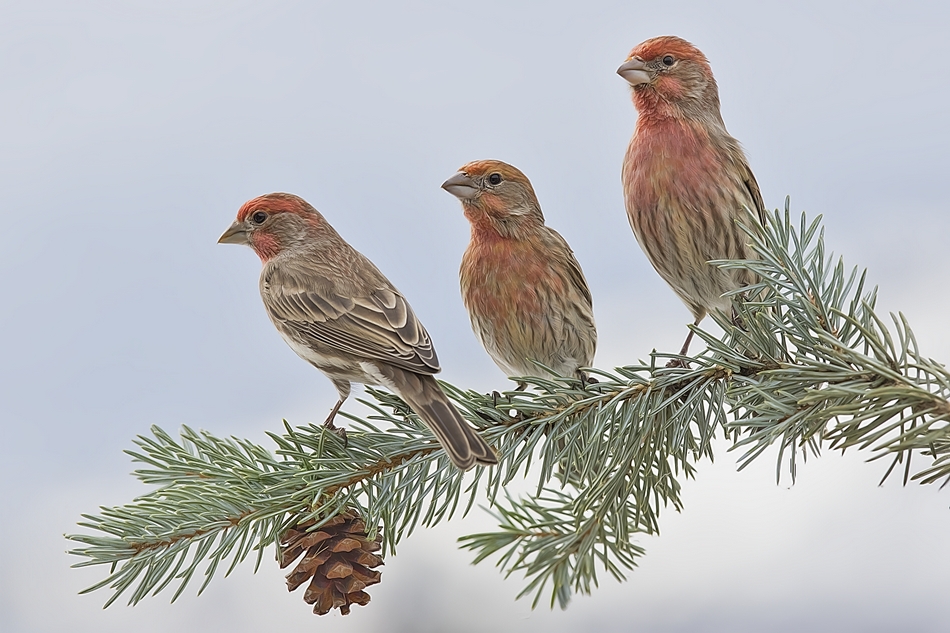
618, 36, 766, 358
218, 192, 497, 470
442, 160, 597, 387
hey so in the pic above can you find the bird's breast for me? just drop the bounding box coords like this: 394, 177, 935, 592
460, 235, 562, 325
621, 117, 758, 315
624, 121, 729, 212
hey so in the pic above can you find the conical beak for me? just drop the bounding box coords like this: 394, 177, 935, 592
617, 57, 652, 86
441, 172, 479, 201
217, 221, 248, 245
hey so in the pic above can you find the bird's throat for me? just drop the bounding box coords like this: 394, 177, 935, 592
251, 232, 282, 262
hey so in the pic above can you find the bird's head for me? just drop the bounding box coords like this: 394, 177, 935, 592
218, 192, 328, 262
617, 36, 720, 120
441, 160, 544, 231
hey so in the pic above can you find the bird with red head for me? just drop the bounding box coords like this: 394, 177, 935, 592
442, 160, 596, 387
218, 192, 497, 470
618, 36, 766, 360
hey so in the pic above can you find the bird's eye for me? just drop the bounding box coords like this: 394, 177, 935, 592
488, 173, 502, 185
252, 211, 267, 224
662, 55, 675, 67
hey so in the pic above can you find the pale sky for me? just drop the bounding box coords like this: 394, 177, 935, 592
2, 1, 950, 632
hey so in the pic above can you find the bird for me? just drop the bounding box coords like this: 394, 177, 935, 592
617, 35, 766, 361
441, 160, 597, 388
218, 192, 497, 470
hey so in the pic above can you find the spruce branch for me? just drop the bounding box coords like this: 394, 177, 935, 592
68, 202, 950, 612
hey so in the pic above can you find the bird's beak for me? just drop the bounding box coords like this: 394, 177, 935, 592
617, 57, 652, 86
217, 221, 248, 245
441, 172, 479, 201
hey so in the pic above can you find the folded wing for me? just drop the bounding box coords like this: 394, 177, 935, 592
263, 265, 440, 375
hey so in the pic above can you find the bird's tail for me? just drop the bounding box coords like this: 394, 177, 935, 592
380, 367, 497, 470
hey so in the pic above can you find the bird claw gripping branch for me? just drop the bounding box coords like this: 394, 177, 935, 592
279, 511, 384, 616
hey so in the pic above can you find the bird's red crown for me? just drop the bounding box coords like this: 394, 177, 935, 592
237, 192, 313, 223
459, 160, 530, 185
629, 35, 710, 70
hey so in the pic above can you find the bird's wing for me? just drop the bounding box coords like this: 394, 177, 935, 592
742, 166, 768, 226
549, 230, 593, 309
565, 249, 593, 309
263, 266, 440, 375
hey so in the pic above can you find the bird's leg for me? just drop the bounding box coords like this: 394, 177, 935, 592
515, 382, 527, 392
678, 328, 696, 357
666, 316, 703, 368
323, 398, 348, 445
323, 398, 344, 427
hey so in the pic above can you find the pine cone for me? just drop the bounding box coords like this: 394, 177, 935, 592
279, 511, 384, 616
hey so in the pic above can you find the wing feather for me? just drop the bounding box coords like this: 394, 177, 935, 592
742, 167, 767, 225
262, 266, 440, 374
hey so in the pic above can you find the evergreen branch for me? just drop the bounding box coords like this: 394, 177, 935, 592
715, 204, 950, 483
459, 490, 647, 610
67, 202, 950, 611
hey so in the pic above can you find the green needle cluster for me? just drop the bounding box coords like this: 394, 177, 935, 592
67, 203, 950, 610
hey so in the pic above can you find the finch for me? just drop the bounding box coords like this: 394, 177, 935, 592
218, 192, 497, 470
618, 36, 766, 358
442, 160, 597, 386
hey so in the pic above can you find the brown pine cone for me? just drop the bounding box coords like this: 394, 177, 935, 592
279, 511, 384, 616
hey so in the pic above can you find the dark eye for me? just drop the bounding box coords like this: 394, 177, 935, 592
662, 55, 675, 67
488, 173, 502, 185
252, 211, 267, 224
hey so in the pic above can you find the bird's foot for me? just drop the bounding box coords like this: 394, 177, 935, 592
322, 417, 348, 447
328, 424, 348, 447
490, 390, 513, 407
665, 358, 690, 369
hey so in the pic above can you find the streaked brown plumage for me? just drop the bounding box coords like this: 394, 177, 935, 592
618, 36, 766, 358
442, 160, 596, 385
218, 192, 496, 470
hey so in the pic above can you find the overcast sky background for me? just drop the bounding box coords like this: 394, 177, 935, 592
2, 1, 950, 631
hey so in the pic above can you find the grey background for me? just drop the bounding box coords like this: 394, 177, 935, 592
2, 1, 949, 631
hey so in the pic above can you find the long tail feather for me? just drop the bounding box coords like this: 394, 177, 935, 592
381, 367, 496, 470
